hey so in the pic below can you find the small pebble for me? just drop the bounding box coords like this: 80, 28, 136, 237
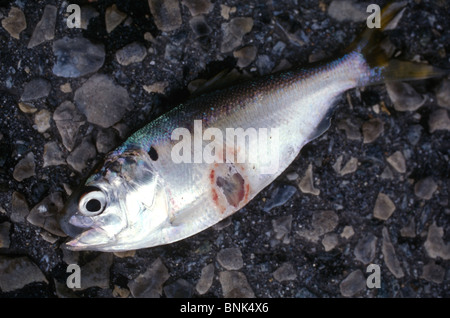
13, 152, 35, 182
1, 7, 26, 39
337, 118, 361, 141
195, 263, 214, 295
143, 81, 169, 95
373, 192, 396, 221
80, 6, 99, 30
34, 109, 51, 133
273, 262, 297, 282
386, 151, 406, 173
105, 4, 127, 33
27, 192, 66, 237
263, 184, 297, 212
216, 247, 243, 270
322, 233, 339, 252
421, 261, 445, 284
220, 17, 253, 53
128, 258, 170, 298
362, 118, 384, 143
328, 0, 367, 22
189, 15, 212, 38
43, 141, 66, 167
386, 82, 426, 112
182, 0, 213, 16
219, 271, 255, 298
66, 137, 97, 173
428, 108, 450, 133
339, 270, 366, 297
53, 101, 85, 151
424, 222, 450, 260
382, 227, 404, 278
115, 42, 147, 66
414, 176, 437, 200
0, 256, 48, 292
297, 210, 338, 243
333, 155, 358, 176
400, 217, 416, 238
96, 129, 119, 154
354, 233, 377, 264
27, 5, 57, 48
77, 253, 113, 290
272, 215, 293, 244
148, 0, 182, 32
21, 78, 51, 101
10, 192, 29, 224
298, 164, 320, 195
436, 79, 450, 109
341, 225, 354, 239
0, 222, 11, 249
18, 102, 37, 114
60, 83, 72, 93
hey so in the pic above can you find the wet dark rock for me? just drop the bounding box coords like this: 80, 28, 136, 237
263, 184, 297, 213
386, 82, 426, 112
34, 109, 51, 133
116, 42, 147, 66
52, 37, 105, 78
424, 222, 450, 260
27, 5, 57, 48
0, 222, 11, 249
21, 78, 51, 101
362, 118, 384, 143
428, 108, 450, 133
105, 4, 127, 33
78, 253, 113, 290
272, 215, 293, 244
382, 227, 404, 278
373, 192, 396, 220
148, 0, 182, 32
1, 7, 26, 39
220, 17, 253, 53
182, 0, 213, 16
53, 101, 85, 152
66, 136, 97, 173
386, 151, 406, 174
10, 192, 29, 224
164, 279, 194, 298
43, 141, 66, 167
189, 15, 212, 38
273, 262, 297, 282
298, 163, 320, 195
219, 271, 255, 298
421, 261, 445, 284
436, 79, 450, 109
195, 263, 214, 295
339, 269, 366, 297
128, 258, 170, 298
414, 177, 437, 200
13, 152, 35, 182
27, 192, 66, 237
233, 45, 257, 68
0, 256, 48, 292
354, 233, 377, 264
217, 247, 243, 270
74, 74, 132, 128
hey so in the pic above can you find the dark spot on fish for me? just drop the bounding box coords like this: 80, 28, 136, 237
148, 146, 158, 161
216, 173, 245, 208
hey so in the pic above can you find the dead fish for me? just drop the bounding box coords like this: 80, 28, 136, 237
59, 3, 447, 251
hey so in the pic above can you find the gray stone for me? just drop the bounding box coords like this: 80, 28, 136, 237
386, 82, 426, 112
298, 210, 338, 243
436, 79, 450, 109
421, 261, 445, 284
182, 0, 213, 16
96, 129, 119, 154
34, 109, 51, 133
263, 185, 297, 213
164, 279, 194, 298
424, 222, 450, 260
52, 37, 105, 78
373, 192, 396, 221
298, 164, 320, 195
143, 81, 169, 94
11, 192, 29, 224
217, 247, 243, 270
273, 262, 297, 282
341, 225, 354, 239
219, 271, 255, 298
128, 258, 170, 298
0, 222, 11, 249
322, 233, 339, 251
17, 102, 37, 114
255, 55, 275, 75
382, 227, 404, 278
148, 0, 182, 32
0, 256, 48, 292
220, 17, 253, 53
272, 215, 293, 244
189, 15, 212, 38
105, 4, 127, 33
362, 118, 384, 143
328, 1, 367, 22
400, 217, 416, 238
21, 78, 51, 101
354, 233, 377, 264
66, 136, 97, 173
74, 74, 132, 128
380, 166, 394, 180
233, 45, 257, 68
27, 192, 66, 237
414, 177, 437, 200
116, 42, 147, 66
13, 152, 35, 182
333, 155, 358, 176
27, 5, 57, 48
386, 151, 406, 173
339, 269, 366, 297
1, 7, 26, 39
53, 101, 85, 152
195, 263, 214, 295
337, 118, 361, 141
429, 108, 450, 133
43, 141, 66, 167
78, 253, 113, 290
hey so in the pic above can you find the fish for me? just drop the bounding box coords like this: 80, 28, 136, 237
58, 2, 447, 252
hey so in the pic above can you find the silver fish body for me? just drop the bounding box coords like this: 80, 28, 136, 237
59, 52, 375, 251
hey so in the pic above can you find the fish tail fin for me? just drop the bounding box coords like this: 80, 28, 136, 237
348, 1, 448, 86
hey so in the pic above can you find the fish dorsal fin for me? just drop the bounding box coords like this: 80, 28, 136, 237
189, 69, 251, 97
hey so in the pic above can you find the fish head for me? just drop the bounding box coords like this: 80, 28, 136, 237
59, 148, 169, 252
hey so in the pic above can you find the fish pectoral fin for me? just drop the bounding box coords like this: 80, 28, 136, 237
306, 107, 334, 142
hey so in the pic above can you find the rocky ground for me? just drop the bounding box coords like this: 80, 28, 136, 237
0, 0, 449, 298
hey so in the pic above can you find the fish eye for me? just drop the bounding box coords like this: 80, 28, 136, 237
79, 188, 107, 216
